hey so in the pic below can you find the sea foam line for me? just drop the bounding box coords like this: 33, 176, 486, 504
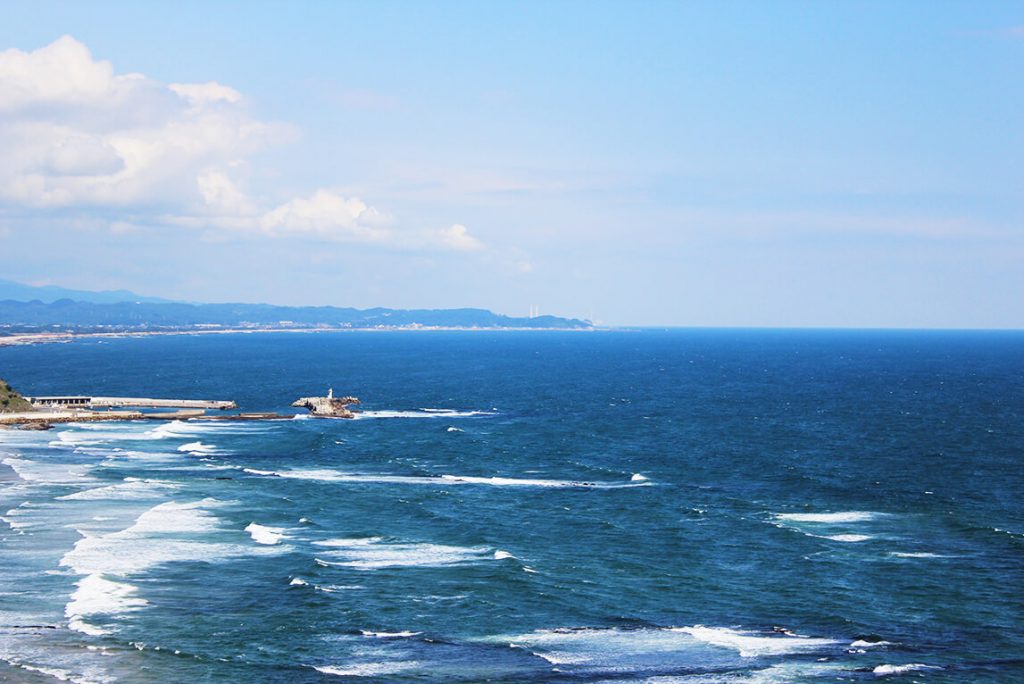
243, 467, 648, 489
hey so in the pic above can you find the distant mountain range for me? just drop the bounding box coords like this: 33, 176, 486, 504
0, 280, 589, 331
0, 279, 172, 304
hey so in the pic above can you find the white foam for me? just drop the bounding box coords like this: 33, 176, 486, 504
494, 550, 516, 560
313, 662, 422, 677
491, 625, 839, 665
353, 409, 495, 420
243, 467, 644, 489
631, 473, 649, 482
289, 577, 309, 586
674, 626, 840, 658
775, 511, 880, 523
59, 499, 253, 576
888, 552, 950, 558
314, 538, 491, 569
360, 630, 421, 638
824, 534, 873, 543
65, 574, 148, 636
245, 522, 285, 545
873, 663, 940, 675
446, 426, 463, 432
57, 478, 177, 501
178, 441, 217, 454
851, 640, 893, 648
2, 456, 94, 485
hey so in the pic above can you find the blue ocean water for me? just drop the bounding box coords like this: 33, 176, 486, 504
1, 330, 1022, 682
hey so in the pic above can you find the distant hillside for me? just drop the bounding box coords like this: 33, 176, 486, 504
0, 299, 590, 332
0, 279, 171, 304
0, 378, 32, 412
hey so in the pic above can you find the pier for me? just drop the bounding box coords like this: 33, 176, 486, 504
26, 396, 237, 410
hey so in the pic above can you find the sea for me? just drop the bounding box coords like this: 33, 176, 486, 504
0, 329, 1022, 683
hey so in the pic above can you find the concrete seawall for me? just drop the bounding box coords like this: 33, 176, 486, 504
27, 396, 237, 410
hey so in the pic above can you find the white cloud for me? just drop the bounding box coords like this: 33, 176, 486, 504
260, 189, 392, 242
438, 223, 485, 252
168, 82, 243, 106
0, 36, 483, 253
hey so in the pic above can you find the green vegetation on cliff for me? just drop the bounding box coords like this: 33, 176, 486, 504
0, 379, 32, 413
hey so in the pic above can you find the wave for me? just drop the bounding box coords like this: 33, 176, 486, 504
850, 639, 893, 648
243, 467, 647, 489
54, 420, 263, 447
313, 662, 422, 677
888, 552, 951, 559
352, 409, 496, 420
822, 534, 873, 543
675, 625, 840, 658
2, 456, 94, 485
488, 625, 840, 668
359, 630, 421, 638
65, 574, 148, 636
313, 538, 492, 569
774, 511, 881, 523
56, 478, 178, 501
177, 441, 218, 455
59, 499, 258, 577
245, 522, 286, 545
873, 663, 941, 675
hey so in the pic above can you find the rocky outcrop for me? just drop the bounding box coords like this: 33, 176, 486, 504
0, 379, 33, 413
291, 389, 360, 418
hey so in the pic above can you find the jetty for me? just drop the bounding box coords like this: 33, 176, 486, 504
1, 377, 358, 427
26, 396, 237, 410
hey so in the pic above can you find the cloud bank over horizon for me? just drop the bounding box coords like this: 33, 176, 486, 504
0, 36, 484, 252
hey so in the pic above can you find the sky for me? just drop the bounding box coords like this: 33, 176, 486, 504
0, 1, 1022, 328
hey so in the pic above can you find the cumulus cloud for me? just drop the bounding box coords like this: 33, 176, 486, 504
260, 190, 392, 242
0, 35, 484, 253
439, 224, 485, 251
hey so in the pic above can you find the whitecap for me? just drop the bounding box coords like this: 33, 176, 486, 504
488, 625, 839, 667
56, 479, 177, 501
851, 639, 893, 648
873, 663, 941, 675
494, 550, 516, 560
65, 574, 148, 636
775, 511, 880, 523
2, 456, 94, 485
631, 473, 649, 482
244, 467, 644, 489
823, 534, 873, 543
352, 409, 495, 420
59, 499, 259, 576
673, 626, 840, 658
313, 538, 492, 569
888, 552, 951, 559
177, 441, 217, 454
360, 630, 421, 638
245, 522, 285, 545
313, 662, 422, 677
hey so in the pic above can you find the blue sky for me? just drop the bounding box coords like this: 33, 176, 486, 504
0, 1, 1021, 327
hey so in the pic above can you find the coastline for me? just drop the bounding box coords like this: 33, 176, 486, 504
0, 325, 597, 348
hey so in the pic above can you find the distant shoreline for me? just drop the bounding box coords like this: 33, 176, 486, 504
0, 326, 597, 347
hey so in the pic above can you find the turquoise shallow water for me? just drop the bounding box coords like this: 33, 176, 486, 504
1, 330, 1022, 682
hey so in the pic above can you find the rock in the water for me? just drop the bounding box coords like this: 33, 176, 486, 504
291, 389, 360, 418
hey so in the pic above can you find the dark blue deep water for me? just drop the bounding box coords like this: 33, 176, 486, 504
1, 330, 1022, 682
